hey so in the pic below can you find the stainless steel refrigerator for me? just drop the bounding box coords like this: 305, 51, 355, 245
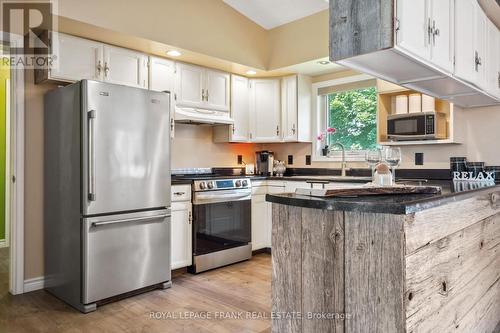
44, 80, 171, 313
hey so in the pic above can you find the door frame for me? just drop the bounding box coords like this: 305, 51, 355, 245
1, 33, 25, 295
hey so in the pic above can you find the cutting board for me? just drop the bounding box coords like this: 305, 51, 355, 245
295, 185, 442, 198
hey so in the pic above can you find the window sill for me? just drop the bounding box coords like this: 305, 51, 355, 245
312, 151, 368, 163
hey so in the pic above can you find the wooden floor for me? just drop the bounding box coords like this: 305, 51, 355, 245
0, 253, 271, 333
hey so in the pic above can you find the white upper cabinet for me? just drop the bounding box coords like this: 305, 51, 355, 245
175, 63, 230, 112
396, 0, 431, 61
229, 74, 250, 141
281, 75, 312, 142
396, 0, 453, 72
249, 78, 281, 142
454, 0, 492, 91
103, 45, 148, 88
175, 63, 205, 108
48, 32, 103, 82
486, 20, 500, 98
281, 75, 298, 142
205, 70, 230, 111
149, 56, 175, 93
429, 0, 454, 73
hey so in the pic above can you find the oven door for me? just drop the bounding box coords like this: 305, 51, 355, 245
192, 189, 251, 256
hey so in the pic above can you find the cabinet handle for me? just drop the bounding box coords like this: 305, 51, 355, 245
292, 124, 296, 135
427, 18, 434, 44
498, 72, 500, 88
202, 89, 205, 101
188, 211, 192, 224
173, 192, 185, 196
475, 51, 482, 72
232, 125, 235, 134
206, 90, 209, 101
104, 62, 110, 77
97, 60, 103, 75
432, 20, 439, 45
276, 125, 280, 136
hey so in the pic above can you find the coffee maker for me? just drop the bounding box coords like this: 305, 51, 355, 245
255, 151, 275, 176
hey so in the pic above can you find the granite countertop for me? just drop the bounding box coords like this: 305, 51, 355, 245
266, 181, 500, 215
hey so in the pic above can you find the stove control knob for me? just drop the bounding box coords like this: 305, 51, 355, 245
199, 182, 207, 190
235, 180, 242, 187
207, 181, 214, 189
242, 180, 248, 187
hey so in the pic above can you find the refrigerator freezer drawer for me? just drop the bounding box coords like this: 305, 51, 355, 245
82, 209, 171, 304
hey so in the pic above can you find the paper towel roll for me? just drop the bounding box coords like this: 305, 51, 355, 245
409, 93, 422, 113
395, 95, 408, 114
422, 94, 436, 112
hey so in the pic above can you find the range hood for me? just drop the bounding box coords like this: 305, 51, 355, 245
174, 107, 234, 125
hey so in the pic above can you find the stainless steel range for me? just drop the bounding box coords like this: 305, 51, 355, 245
188, 177, 252, 273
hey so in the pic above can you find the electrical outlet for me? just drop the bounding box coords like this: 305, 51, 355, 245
415, 153, 424, 166
305, 155, 311, 166
288, 155, 293, 165
237, 155, 243, 165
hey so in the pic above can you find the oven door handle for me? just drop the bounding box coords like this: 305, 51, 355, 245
194, 191, 251, 204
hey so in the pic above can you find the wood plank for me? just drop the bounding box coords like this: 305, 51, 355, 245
344, 212, 406, 333
454, 277, 500, 333
406, 214, 500, 330
406, 213, 500, 332
271, 204, 302, 333
301, 209, 345, 333
295, 185, 441, 198
330, 0, 394, 61
406, 189, 500, 254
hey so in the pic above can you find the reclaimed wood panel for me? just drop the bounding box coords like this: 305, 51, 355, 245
406, 189, 500, 254
344, 212, 406, 333
271, 204, 302, 333
330, 0, 394, 61
406, 213, 500, 332
302, 209, 345, 333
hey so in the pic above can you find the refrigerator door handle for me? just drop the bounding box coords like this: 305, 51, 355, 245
91, 213, 171, 227
88, 110, 96, 201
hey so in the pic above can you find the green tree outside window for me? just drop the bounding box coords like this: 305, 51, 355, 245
326, 87, 377, 150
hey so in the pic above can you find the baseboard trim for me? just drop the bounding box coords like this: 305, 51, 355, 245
0, 239, 7, 248
23, 276, 45, 293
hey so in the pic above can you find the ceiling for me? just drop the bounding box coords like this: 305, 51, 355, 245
223, 0, 329, 30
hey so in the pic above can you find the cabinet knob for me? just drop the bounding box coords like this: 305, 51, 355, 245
97, 60, 103, 75
104, 62, 110, 77
276, 125, 280, 136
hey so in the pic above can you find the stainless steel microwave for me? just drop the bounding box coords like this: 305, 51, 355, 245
387, 111, 447, 141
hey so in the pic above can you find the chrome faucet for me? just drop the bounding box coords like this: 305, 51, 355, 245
327, 142, 348, 177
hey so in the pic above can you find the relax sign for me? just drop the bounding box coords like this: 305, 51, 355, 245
453, 171, 496, 181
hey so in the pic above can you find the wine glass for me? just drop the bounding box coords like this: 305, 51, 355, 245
365, 149, 382, 179
384, 147, 402, 183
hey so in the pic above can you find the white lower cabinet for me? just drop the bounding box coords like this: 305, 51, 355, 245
251, 181, 285, 250
171, 185, 192, 270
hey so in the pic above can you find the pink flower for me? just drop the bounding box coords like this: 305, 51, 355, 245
327, 127, 336, 134
316, 132, 324, 141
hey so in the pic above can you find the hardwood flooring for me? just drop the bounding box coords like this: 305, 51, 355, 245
0, 253, 271, 333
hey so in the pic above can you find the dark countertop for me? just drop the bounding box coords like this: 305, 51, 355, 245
266, 181, 500, 215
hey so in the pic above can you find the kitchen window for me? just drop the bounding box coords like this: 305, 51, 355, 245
313, 75, 377, 162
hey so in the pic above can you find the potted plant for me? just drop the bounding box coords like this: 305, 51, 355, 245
317, 127, 336, 156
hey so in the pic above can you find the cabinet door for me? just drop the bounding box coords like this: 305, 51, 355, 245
50, 32, 103, 82
206, 70, 230, 111
171, 201, 192, 269
149, 57, 175, 92
103, 45, 148, 88
486, 21, 500, 98
430, 0, 454, 72
175, 63, 205, 108
249, 79, 281, 142
230, 75, 250, 141
396, 0, 431, 61
251, 194, 269, 251
455, 0, 479, 85
475, 8, 487, 90
281, 75, 298, 142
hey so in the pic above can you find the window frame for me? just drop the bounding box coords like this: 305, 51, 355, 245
311, 74, 377, 163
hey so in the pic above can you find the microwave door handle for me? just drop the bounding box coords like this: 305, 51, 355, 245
87, 110, 96, 201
